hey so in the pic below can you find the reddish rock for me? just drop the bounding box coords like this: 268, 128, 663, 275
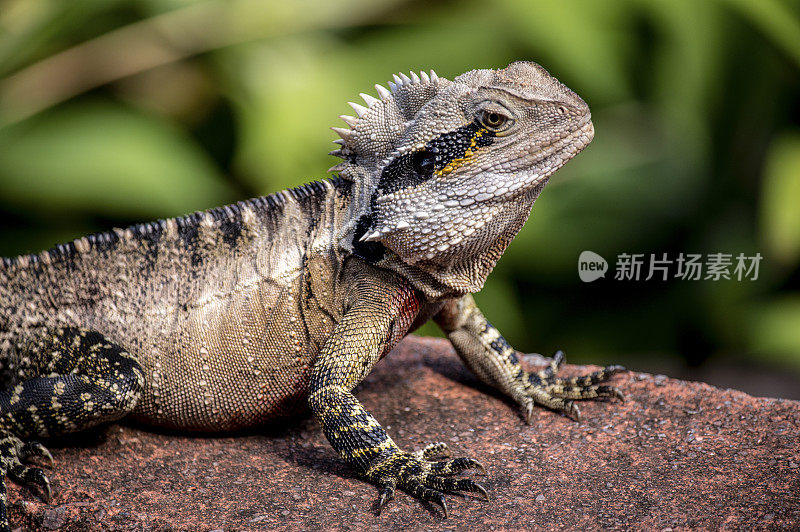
7, 336, 800, 530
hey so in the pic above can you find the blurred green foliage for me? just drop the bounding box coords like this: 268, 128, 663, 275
0, 0, 799, 389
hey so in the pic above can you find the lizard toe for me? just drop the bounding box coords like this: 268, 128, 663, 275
0, 432, 56, 529
376, 482, 395, 515
414, 442, 451, 461
429, 456, 486, 476
403, 479, 449, 517
543, 383, 626, 402
523, 350, 626, 421
18, 441, 54, 469
0, 479, 9, 532
9, 463, 51, 503
428, 476, 490, 500
367, 447, 489, 517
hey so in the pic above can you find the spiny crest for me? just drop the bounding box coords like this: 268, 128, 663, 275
327, 69, 441, 173
0, 179, 350, 274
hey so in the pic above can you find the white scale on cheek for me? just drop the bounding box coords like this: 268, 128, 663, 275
508, 180, 524, 193
378, 178, 497, 261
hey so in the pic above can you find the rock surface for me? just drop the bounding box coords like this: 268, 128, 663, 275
7, 336, 800, 530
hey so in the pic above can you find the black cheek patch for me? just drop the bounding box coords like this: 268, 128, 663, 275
376, 121, 496, 197
356, 121, 496, 260
377, 150, 433, 195
352, 212, 386, 263
428, 122, 494, 172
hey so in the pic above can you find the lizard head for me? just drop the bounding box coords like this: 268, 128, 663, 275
331, 61, 593, 296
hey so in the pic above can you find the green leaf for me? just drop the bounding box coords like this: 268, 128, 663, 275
749, 296, 800, 369
724, 0, 800, 71
0, 101, 235, 219
497, 0, 633, 103
760, 132, 800, 269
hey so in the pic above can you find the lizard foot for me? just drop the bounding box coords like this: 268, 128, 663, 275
523, 350, 626, 422
369, 442, 488, 517
0, 432, 53, 531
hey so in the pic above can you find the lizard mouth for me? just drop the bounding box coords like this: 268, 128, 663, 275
512, 117, 594, 191
526, 118, 594, 175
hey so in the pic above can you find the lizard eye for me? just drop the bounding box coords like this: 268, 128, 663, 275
478, 109, 512, 131
412, 150, 435, 177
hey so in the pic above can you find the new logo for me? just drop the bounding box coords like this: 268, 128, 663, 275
578, 250, 608, 282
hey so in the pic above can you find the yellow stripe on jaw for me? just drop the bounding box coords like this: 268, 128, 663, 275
434, 128, 488, 178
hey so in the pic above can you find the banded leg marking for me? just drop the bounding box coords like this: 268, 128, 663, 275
0, 327, 144, 531
308, 278, 488, 517
436, 294, 626, 423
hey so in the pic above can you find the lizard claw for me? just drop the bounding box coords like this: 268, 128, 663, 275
475, 483, 491, 501
377, 484, 395, 515
39, 475, 52, 503
366, 447, 489, 517
523, 350, 626, 421
20, 441, 54, 468
435, 493, 449, 518
0, 432, 56, 529
611, 387, 626, 402
567, 402, 581, 422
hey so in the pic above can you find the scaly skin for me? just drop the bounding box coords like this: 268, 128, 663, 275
0, 62, 624, 527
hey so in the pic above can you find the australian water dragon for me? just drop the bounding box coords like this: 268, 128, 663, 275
0, 61, 625, 525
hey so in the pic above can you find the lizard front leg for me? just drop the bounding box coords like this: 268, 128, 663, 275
435, 294, 625, 423
307, 278, 487, 517
0, 327, 144, 531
